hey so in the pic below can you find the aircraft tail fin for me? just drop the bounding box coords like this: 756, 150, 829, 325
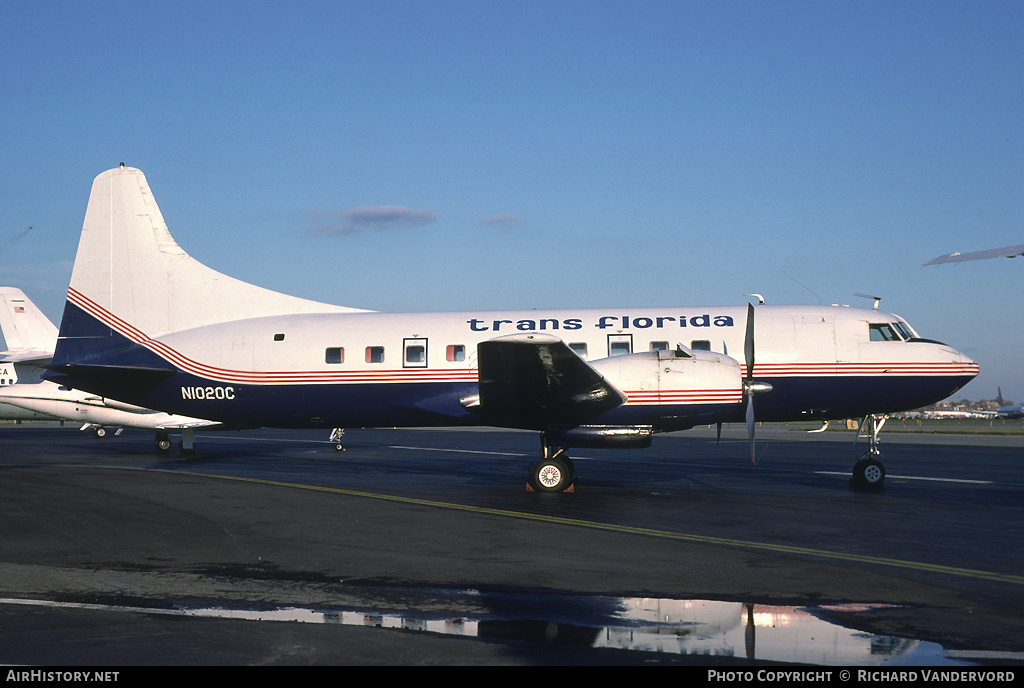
0, 287, 58, 354
61, 165, 368, 344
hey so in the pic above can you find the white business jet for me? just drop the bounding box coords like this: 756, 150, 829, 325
0, 286, 218, 449
0, 287, 62, 422
47, 166, 978, 489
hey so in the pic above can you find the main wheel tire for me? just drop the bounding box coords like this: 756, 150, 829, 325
531, 457, 573, 493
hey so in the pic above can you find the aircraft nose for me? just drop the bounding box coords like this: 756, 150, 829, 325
947, 347, 980, 389
956, 347, 979, 374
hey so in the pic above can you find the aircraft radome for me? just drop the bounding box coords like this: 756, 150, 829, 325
47, 166, 979, 490
0, 286, 218, 449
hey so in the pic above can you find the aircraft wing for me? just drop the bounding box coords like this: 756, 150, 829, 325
153, 420, 222, 429
924, 243, 1024, 265
476, 333, 627, 430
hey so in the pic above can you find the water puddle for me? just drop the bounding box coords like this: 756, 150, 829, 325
175, 592, 966, 665
6, 590, 990, 664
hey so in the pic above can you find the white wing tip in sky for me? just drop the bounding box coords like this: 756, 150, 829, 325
924, 243, 1024, 265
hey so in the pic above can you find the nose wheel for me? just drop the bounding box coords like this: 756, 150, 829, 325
853, 456, 886, 487
852, 414, 886, 488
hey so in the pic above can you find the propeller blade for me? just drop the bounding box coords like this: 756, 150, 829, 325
746, 394, 756, 464
744, 303, 755, 380
745, 302, 756, 463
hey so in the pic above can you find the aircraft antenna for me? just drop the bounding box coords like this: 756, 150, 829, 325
854, 293, 881, 310
781, 271, 821, 304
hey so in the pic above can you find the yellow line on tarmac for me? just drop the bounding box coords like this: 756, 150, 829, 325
109, 466, 1024, 587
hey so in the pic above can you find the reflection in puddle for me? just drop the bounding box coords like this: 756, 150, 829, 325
595, 599, 942, 664
181, 593, 965, 665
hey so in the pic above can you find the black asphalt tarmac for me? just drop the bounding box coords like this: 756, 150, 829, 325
1, 422, 1022, 666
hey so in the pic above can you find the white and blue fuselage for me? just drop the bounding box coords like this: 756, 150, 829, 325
57, 291, 976, 432
46, 166, 978, 488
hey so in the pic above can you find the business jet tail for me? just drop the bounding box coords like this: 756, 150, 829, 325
0, 287, 58, 357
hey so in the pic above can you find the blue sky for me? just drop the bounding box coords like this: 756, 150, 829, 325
2, 1, 1022, 402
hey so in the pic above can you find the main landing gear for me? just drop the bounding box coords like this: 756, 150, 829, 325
529, 437, 576, 493
851, 414, 886, 489
154, 430, 172, 451
153, 428, 196, 454
86, 424, 121, 439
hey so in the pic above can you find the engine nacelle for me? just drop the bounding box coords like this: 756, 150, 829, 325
543, 424, 654, 449
589, 347, 744, 408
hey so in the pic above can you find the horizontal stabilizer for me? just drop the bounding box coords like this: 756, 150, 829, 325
45, 363, 176, 396
476, 333, 626, 430
1, 351, 53, 364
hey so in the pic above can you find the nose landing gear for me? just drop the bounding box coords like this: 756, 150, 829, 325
852, 414, 886, 489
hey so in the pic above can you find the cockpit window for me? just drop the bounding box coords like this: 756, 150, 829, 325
892, 321, 914, 341
869, 323, 903, 342
886, 318, 946, 345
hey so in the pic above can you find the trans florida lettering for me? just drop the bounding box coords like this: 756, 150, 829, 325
467, 314, 736, 332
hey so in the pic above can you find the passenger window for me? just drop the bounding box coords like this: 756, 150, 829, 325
325, 347, 345, 364
273, 333, 285, 341
691, 340, 711, 351
650, 341, 669, 352
569, 343, 588, 358
403, 338, 428, 368
869, 324, 901, 342
365, 346, 385, 363
447, 345, 466, 362
608, 334, 633, 357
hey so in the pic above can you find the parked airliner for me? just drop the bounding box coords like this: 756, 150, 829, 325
996, 388, 1024, 420
0, 286, 218, 449
47, 166, 979, 490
